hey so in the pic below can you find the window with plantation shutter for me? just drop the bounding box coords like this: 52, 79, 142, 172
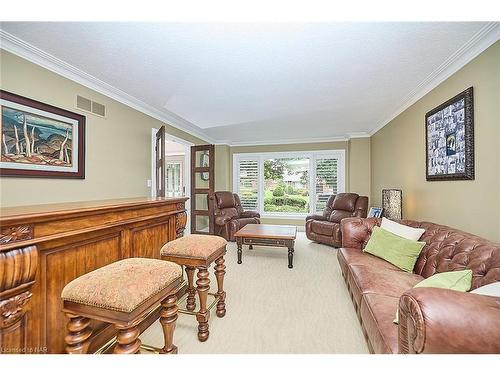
237, 159, 259, 210
233, 150, 344, 217
314, 157, 338, 213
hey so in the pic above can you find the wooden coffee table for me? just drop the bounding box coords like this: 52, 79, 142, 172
234, 224, 297, 269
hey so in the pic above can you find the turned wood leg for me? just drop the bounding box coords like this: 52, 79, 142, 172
160, 293, 178, 354
288, 245, 294, 269
237, 240, 243, 264
114, 323, 141, 354
196, 267, 210, 342
214, 256, 227, 318
185, 266, 196, 311
65, 314, 92, 354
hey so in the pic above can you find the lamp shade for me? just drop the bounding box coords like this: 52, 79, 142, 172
382, 189, 402, 220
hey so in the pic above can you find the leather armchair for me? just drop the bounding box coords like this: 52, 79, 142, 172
305, 193, 368, 247
208, 191, 260, 241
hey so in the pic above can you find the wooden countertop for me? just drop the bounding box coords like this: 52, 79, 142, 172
1, 196, 188, 222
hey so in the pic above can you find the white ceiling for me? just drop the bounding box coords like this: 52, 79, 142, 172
1, 22, 498, 144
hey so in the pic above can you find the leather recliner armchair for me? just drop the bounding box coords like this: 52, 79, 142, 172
208, 191, 261, 241
305, 193, 368, 247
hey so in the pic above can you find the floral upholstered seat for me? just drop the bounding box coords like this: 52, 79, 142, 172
61, 258, 182, 313
160, 234, 227, 260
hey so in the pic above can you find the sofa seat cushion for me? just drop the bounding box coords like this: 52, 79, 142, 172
310, 220, 336, 236
360, 294, 400, 354
338, 247, 401, 277
349, 264, 423, 305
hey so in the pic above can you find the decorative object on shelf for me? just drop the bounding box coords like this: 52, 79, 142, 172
367, 207, 384, 218
0, 90, 86, 178
425, 87, 474, 181
200, 150, 210, 181
382, 189, 403, 220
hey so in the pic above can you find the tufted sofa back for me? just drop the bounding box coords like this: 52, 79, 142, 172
341, 217, 500, 289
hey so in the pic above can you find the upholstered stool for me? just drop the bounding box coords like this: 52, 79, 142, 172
160, 234, 227, 342
61, 258, 182, 354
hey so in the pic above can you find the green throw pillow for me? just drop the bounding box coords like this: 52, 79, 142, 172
364, 226, 426, 272
394, 269, 473, 323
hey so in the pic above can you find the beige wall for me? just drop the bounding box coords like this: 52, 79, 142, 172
348, 137, 371, 199
229, 140, 371, 226
215, 144, 231, 191
0, 50, 211, 207
371, 41, 500, 242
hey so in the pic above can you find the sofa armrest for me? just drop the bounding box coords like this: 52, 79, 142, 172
240, 210, 260, 219
398, 287, 500, 354
305, 214, 326, 222
340, 217, 381, 249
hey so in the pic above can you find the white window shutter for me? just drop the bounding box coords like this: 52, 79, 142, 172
315, 157, 338, 213
237, 159, 259, 210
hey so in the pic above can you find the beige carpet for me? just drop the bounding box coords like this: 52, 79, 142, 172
140, 232, 369, 354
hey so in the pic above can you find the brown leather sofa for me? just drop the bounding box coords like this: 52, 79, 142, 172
339, 217, 500, 354
305, 193, 368, 247
208, 191, 260, 241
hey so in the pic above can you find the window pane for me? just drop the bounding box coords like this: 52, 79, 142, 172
315, 158, 338, 212
195, 215, 209, 233
195, 150, 210, 168
166, 162, 182, 197
238, 159, 259, 210
264, 158, 309, 214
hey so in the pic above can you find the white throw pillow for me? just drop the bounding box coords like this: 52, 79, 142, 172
471, 282, 500, 297
380, 217, 425, 241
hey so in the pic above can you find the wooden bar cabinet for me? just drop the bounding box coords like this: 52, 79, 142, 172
0, 197, 188, 354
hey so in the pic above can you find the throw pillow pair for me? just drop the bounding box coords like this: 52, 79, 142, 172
363, 217, 426, 272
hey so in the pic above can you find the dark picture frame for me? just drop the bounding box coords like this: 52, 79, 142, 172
0, 90, 86, 178
425, 87, 474, 181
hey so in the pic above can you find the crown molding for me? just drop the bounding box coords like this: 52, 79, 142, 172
226, 131, 370, 146
228, 135, 349, 147
0, 29, 217, 144
370, 21, 500, 136
345, 132, 371, 139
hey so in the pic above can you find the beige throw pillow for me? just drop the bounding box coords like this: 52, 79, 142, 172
381, 217, 425, 241
471, 282, 500, 297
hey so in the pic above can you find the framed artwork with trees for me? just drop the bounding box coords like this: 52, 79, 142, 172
0, 90, 85, 178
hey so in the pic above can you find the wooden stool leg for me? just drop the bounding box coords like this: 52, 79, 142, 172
196, 267, 210, 342
160, 293, 178, 354
214, 256, 226, 318
185, 266, 196, 311
65, 314, 92, 354
114, 323, 141, 354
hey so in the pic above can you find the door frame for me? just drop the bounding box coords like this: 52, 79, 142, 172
151, 128, 194, 233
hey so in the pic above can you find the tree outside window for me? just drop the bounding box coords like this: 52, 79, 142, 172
263, 158, 309, 213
